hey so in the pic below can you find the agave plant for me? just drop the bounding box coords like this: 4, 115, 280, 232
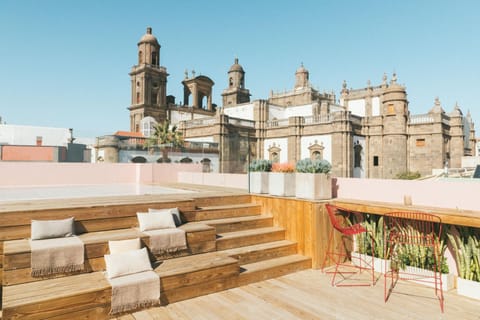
354, 215, 387, 259
296, 158, 331, 174
248, 159, 272, 172
391, 224, 449, 273
448, 226, 480, 281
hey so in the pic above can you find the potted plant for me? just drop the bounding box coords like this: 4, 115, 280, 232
447, 226, 480, 299
351, 215, 391, 273
269, 162, 295, 196
248, 159, 272, 194
295, 158, 332, 200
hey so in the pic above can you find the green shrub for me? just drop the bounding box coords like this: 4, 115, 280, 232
295, 158, 331, 174
395, 171, 421, 180
248, 159, 272, 172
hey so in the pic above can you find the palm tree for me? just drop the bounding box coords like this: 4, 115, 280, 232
144, 120, 184, 161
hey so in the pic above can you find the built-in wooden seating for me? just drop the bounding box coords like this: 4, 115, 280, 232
2, 223, 216, 286
1, 194, 311, 319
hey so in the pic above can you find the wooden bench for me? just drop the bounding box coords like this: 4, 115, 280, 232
2, 222, 216, 286
2, 252, 239, 319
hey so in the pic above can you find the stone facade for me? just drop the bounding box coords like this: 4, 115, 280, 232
116, 28, 476, 177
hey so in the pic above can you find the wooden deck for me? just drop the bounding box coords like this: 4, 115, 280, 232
118, 269, 480, 320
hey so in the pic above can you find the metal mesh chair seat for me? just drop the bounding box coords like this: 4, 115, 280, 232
322, 204, 375, 287
383, 211, 444, 312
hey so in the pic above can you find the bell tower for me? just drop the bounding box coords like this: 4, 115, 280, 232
128, 27, 169, 133
294, 63, 309, 88
221, 58, 250, 106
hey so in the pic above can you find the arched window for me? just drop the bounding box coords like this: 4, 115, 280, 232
138, 51, 143, 64
354, 142, 362, 168
229, 77, 233, 88
131, 156, 147, 163
201, 158, 211, 172
151, 51, 157, 65
151, 91, 157, 105
180, 157, 193, 163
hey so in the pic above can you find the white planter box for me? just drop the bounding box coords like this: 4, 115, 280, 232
295, 173, 332, 200
269, 173, 295, 197
457, 277, 480, 299
351, 253, 454, 291
351, 252, 390, 273
403, 266, 454, 291
249, 172, 269, 194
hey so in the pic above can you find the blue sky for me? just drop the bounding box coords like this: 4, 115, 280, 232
1, 0, 479, 138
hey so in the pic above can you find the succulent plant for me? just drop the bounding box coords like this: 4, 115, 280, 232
295, 158, 331, 174
271, 162, 295, 173
248, 159, 272, 172
448, 226, 480, 281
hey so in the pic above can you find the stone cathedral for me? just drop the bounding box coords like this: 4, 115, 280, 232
125, 27, 476, 178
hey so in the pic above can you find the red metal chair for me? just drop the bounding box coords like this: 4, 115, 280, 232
322, 203, 375, 287
383, 211, 444, 312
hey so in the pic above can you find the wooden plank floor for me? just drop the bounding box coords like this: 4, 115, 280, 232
120, 269, 480, 320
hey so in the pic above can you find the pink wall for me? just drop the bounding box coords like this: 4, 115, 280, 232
0, 162, 202, 186
178, 172, 248, 190
335, 177, 480, 212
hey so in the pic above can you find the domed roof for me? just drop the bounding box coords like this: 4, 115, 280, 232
229, 58, 244, 72
296, 63, 308, 74
139, 27, 159, 46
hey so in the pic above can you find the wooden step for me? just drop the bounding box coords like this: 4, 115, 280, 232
205, 215, 273, 233
2, 252, 239, 320
238, 254, 312, 287
193, 194, 251, 208
220, 240, 298, 265
216, 227, 285, 251
183, 203, 261, 222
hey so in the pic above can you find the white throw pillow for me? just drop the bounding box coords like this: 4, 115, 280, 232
108, 238, 141, 254
137, 211, 176, 231
104, 247, 152, 279
148, 207, 183, 227
31, 217, 75, 240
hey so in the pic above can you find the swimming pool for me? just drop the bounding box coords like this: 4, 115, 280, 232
0, 184, 196, 202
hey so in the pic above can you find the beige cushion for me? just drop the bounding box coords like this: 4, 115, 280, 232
104, 247, 152, 279
148, 207, 183, 227
137, 211, 176, 231
108, 238, 141, 254
31, 217, 75, 240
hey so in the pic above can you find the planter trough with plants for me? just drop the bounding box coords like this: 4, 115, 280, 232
295, 158, 332, 200
269, 163, 295, 197
447, 226, 480, 299
248, 159, 272, 194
